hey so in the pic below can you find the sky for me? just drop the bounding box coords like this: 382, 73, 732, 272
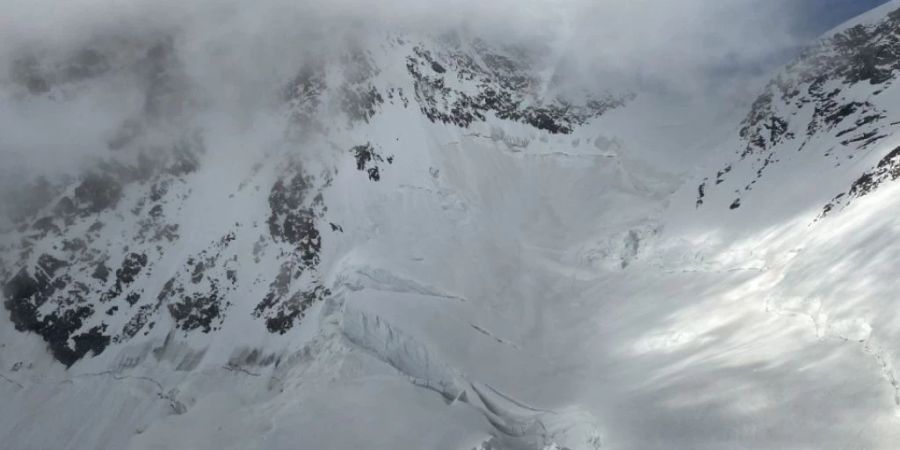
686, 0, 891, 94
798, 0, 891, 34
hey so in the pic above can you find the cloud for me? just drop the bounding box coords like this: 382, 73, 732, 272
0, 0, 874, 217
0, 0, 820, 93
560, 1, 806, 95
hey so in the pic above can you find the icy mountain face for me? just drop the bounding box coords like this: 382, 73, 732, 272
0, 32, 632, 368
695, 5, 900, 219
7, 4, 900, 450
0, 30, 639, 449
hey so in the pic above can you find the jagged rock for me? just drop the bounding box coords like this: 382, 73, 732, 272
702, 6, 900, 207
351, 143, 392, 182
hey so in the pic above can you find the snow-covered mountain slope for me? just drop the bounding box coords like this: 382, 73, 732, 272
0, 32, 636, 363
691, 1, 900, 228
0, 31, 645, 450
5, 3, 900, 449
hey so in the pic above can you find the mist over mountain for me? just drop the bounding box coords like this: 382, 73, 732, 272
2, 1, 900, 449
0, 0, 863, 183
